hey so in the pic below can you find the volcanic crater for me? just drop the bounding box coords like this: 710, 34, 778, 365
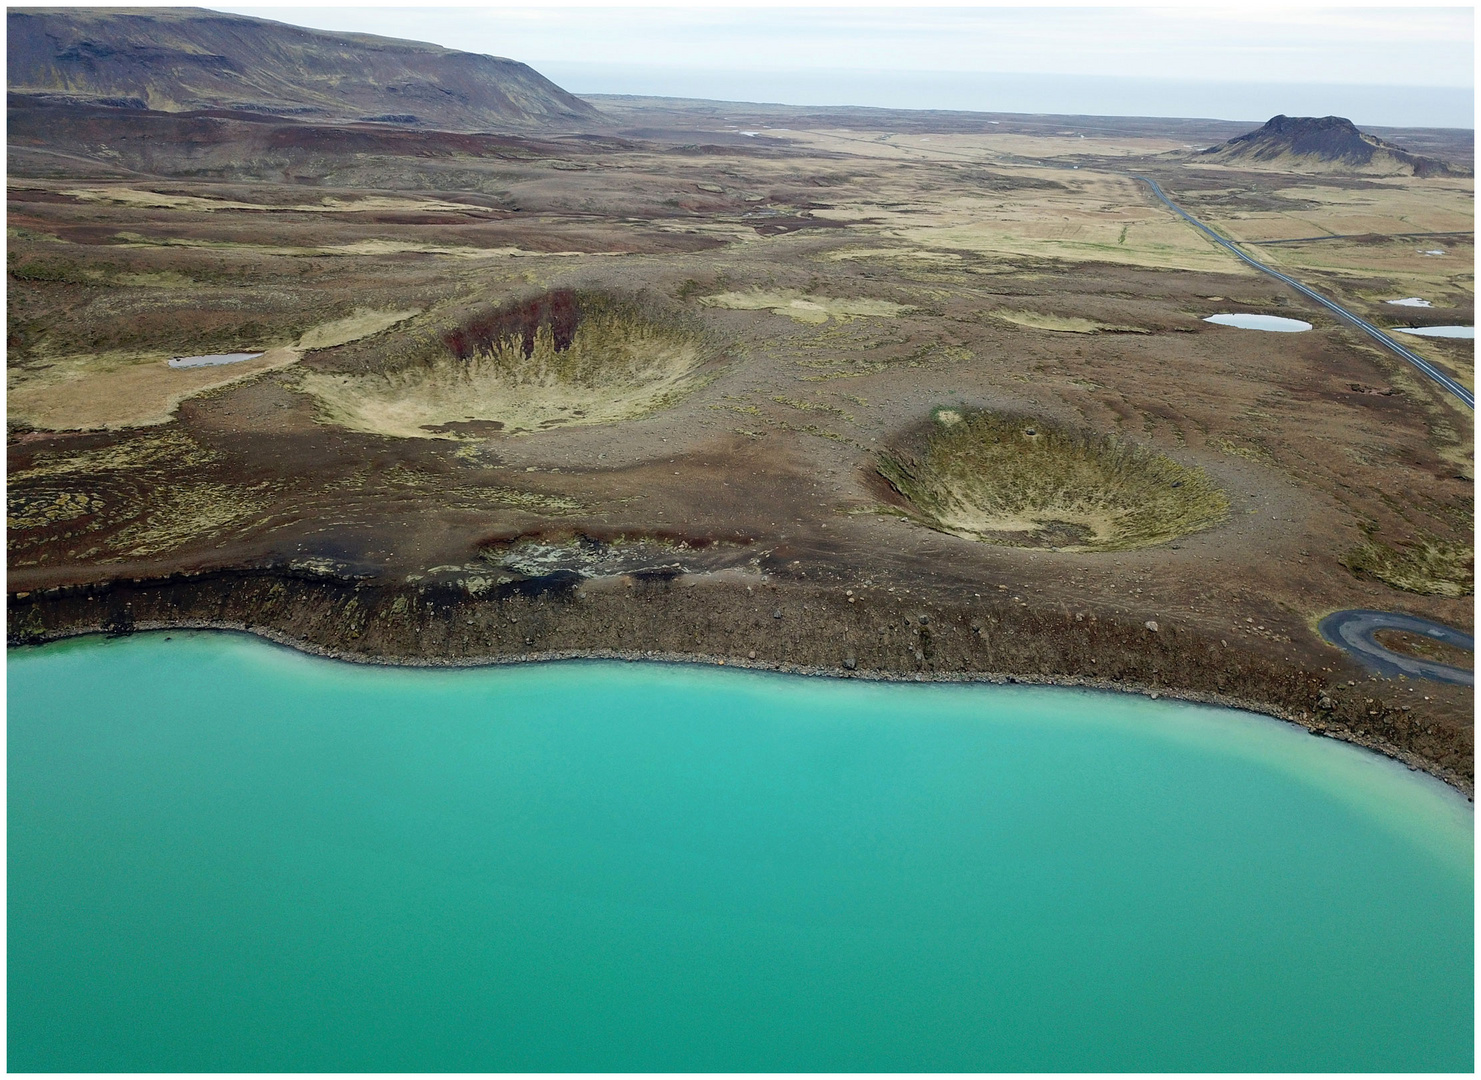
298, 288, 721, 438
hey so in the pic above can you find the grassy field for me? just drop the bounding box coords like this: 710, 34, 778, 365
698, 290, 912, 324
1171, 174, 1474, 298
805, 169, 1250, 272
8, 310, 418, 431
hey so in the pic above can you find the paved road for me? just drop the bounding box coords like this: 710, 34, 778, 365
1131, 175, 1475, 410
1318, 609, 1474, 685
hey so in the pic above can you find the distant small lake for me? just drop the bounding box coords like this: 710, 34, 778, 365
1203, 313, 1312, 333
168, 351, 263, 369
8, 632, 1473, 1072
1393, 325, 1474, 339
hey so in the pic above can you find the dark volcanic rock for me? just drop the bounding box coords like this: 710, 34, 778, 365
1198, 115, 1470, 177
7, 6, 604, 132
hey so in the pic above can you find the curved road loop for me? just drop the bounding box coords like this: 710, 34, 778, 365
1318, 610, 1474, 685
1131, 175, 1475, 410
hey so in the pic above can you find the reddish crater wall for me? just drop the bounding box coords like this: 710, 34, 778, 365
443, 290, 579, 361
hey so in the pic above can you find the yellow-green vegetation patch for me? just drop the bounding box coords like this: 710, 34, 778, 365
7, 489, 105, 531
323, 240, 622, 259
825, 247, 965, 265
992, 310, 1147, 334
299, 291, 717, 439
298, 308, 420, 351
7, 225, 64, 244
109, 481, 275, 558
110, 233, 598, 260
1216, 437, 1276, 464
10, 428, 218, 481
8, 307, 415, 432
1341, 533, 1474, 597
7, 348, 302, 432
57, 187, 483, 215
8, 429, 275, 560
698, 290, 911, 324
773, 396, 854, 421
376, 464, 585, 514
877, 407, 1229, 551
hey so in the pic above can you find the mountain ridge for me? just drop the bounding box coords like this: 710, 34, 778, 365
7, 7, 605, 132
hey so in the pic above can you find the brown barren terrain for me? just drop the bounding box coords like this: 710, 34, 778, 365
8, 94, 1473, 791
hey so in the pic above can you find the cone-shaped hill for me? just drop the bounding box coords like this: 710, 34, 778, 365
7, 6, 604, 132
1196, 115, 1470, 178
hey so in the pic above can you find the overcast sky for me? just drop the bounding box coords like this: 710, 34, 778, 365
211, 5, 1474, 126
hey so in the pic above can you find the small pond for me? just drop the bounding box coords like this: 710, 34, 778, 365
168, 352, 264, 369
1392, 326, 1474, 339
1203, 313, 1312, 333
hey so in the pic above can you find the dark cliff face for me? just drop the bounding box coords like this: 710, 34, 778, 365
1200, 114, 1469, 177
7, 6, 605, 132
7, 571, 1473, 794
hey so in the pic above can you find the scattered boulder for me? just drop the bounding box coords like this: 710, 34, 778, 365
103, 608, 135, 637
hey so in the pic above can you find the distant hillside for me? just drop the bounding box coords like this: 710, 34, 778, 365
1197, 115, 1470, 178
7, 7, 604, 132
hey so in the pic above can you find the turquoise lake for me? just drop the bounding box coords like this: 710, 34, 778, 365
8, 631, 1474, 1071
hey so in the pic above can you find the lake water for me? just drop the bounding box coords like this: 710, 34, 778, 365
9, 632, 1473, 1072
1203, 313, 1312, 332
168, 351, 263, 369
1393, 325, 1474, 339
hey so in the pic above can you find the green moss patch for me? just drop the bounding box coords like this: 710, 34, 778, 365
1341, 534, 1474, 597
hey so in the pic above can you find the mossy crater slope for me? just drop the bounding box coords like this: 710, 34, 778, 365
1341, 533, 1473, 597
878, 408, 1229, 551
299, 290, 717, 438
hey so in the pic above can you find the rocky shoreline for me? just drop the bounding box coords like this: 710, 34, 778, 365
8, 567, 1473, 796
